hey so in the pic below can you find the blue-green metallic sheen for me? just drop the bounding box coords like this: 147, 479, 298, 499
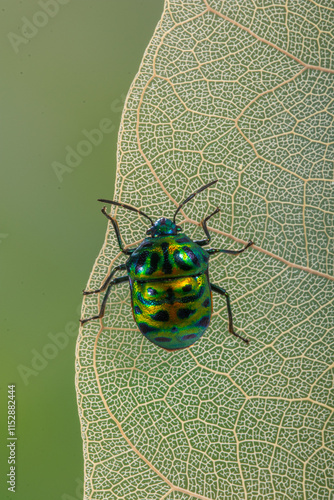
126, 228, 212, 350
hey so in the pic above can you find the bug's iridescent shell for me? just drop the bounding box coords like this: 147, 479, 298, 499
126, 232, 212, 350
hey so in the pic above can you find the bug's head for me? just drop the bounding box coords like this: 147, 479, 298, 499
146, 217, 181, 237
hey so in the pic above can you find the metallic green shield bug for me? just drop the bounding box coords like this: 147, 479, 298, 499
80, 180, 254, 350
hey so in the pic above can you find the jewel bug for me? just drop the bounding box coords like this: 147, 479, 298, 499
80, 180, 253, 350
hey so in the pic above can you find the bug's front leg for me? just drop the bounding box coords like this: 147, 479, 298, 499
210, 283, 249, 344
207, 240, 254, 255
194, 207, 220, 246
101, 207, 136, 255
82, 263, 127, 295
80, 275, 129, 325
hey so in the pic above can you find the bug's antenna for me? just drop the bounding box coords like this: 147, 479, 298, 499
173, 179, 218, 223
98, 199, 154, 225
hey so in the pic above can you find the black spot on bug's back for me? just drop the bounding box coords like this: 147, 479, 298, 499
151, 310, 169, 322
174, 250, 193, 271
182, 333, 197, 340
177, 308, 196, 319
147, 252, 159, 275
154, 337, 171, 343
166, 287, 175, 305
183, 284, 192, 292
147, 287, 158, 296
134, 306, 141, 314
196, 316, 210, 328
183, 247, 199, 265
202, 298, 210, 308
182, 286, 205, 303
171, 326, 178, 333
139, 323, 157, 334
161, 242, 172, 275
135, 251, 148, 274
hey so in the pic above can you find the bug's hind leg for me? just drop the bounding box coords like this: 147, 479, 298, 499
208, 240, 254, 255
83, 263, 127, 295
80, 275, 129, 325
210, 283, 249, 344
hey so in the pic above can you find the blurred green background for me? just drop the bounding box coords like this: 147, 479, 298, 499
0, 1, 163, 499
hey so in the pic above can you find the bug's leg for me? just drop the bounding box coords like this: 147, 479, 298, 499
101, 207, 136, 255
210, 283, 249, 344
207, 240, 254, 255
194, 207, 220, 246
83, 263, 127, 295
80, 275, 129, 325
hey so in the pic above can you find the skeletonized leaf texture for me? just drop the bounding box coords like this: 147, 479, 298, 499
77, 1, 334, 499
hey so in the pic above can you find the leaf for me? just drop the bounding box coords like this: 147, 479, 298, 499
76, 1, 334, 499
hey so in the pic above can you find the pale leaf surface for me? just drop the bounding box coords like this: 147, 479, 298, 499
76, 1, 334, 499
